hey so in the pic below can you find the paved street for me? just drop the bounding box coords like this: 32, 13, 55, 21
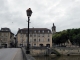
0, 48, 23, 60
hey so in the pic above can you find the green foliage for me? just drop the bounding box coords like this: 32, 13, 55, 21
52, 28, 80, 46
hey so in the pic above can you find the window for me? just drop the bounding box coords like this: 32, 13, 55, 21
34, 44, 36, 46
1, 29, 3, 31
34, 39, 36, 42
30, 34, 32, 37
6, 30, 8, 31
34, 34, 36, 37
48, 39, 50, 42
46, 44, 50, 47
40, 44, 43, 47
39, 39, 40, 42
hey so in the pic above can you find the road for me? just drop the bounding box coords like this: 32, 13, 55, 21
0, 48, 23, 60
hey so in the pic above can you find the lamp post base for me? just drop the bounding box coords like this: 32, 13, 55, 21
26, 45, 30, 54
26, 50, 30, 54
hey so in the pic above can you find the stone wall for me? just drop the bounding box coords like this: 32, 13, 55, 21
30, 48, 50, 56
54, 47, 80, 55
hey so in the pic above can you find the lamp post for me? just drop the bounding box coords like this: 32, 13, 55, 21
26, 8, 32, 54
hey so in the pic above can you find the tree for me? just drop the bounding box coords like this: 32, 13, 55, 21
52, 28, 80, 46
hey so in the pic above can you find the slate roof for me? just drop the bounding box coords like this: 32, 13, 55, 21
17, 28, 52, 34
0, 28, 14, 35
1, 28, 11, 32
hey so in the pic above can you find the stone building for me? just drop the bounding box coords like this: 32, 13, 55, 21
0, 28, 14, 47
16, 28, 52, 47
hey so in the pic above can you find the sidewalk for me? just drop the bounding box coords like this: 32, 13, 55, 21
13, 48, 23, 60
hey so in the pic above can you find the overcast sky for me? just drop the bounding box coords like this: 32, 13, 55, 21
0, 0, 80, 34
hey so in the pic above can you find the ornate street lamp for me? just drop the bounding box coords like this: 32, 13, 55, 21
26, 8, 32, 54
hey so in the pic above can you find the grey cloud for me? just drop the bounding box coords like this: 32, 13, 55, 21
0, 0, 80, 34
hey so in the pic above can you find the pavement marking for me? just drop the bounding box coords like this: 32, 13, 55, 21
11, 48, 19, 60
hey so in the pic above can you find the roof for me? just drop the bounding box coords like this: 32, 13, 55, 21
1, 28, 11, 32
0, 28, 14, 35
17, 28, 52, 34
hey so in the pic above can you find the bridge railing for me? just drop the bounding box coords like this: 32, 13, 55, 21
21, 47, 27, 60
21, 47, 36, 60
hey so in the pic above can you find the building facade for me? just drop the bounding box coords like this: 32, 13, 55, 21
16, 28, 52, 47
0, 28, 14, 47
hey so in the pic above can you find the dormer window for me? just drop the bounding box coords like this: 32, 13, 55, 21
38, 30, 40, 33
42, 30, 44, 33
34, 30, 36, 33
48, 31, 49, 33
2, 29, 3, 31
6, 30, 8, 31
21, 31, 22, 33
